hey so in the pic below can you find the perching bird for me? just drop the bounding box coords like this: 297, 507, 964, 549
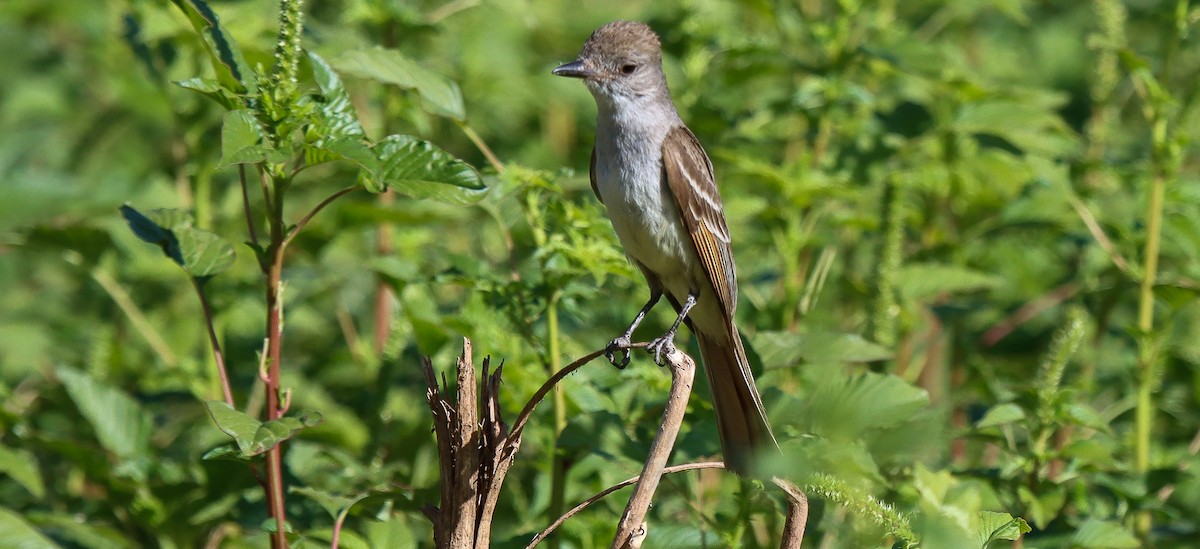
553, 21, 777, 475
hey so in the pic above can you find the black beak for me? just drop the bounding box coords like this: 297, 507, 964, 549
552, 59, 592, 79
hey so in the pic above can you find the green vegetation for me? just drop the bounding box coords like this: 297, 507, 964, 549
1, 0, 1197, 547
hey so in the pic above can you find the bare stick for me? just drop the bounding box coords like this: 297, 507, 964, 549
192, 278, 235, 407
508, 342, 647, 442
451, 339, 480, 548
773, 477, 810, 549
612, 347, 696, 549
526, 462, 725, 548
282, 185, 358, 251
238, 165, 260, 249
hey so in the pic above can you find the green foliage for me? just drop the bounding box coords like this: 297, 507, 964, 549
2, 0, 1199, 547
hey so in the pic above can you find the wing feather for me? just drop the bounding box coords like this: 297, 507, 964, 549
588, 147, 602, 204
661, 126, 737, 319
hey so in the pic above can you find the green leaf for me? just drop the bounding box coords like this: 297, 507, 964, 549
1017, 485, 1066, 529
0, 445, 44, 499
56, 366, 152, 460
305, 136, 378, 173
205, 401, 261, 455
307, 52, 365, 139
1065, 403, 1111, 432
800, 372, 929, 440
332, 47, 466, 120
174, 227, 236, 278
219, 109, 266, 168
25, 511, 131, 549
0, 507, 56, 549
200, 443, 251, 462
120, 205, 235, 278
975, 403, 1026, 429
247, 411, 323, 456
175, 77, 242, 110
755, 330, 892, 368
976, 511, 1030, 547
204, 402, 323, 457
363, 135, 485, 203
1070, 519, 1139, 548
897, 263, 1003, 301
169, 0, 255, 95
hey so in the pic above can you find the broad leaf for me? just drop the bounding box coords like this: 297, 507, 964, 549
174, 227, 236, 278
0, 446, 44, 498
205, 401, 261, 455
0, 508, 56, 549
205, 402, 322, 457
247, 411, 323, 456
975, 403, 1026, 429
120, 205, 235, 278
800, 372, 929, 440
897, 263, 1002, 301
304, 135, 378, 173
755, 330, 892, 368
169, 0, 255, 95
976, 511, 1030, 547
175, 77, 243, 110
362, 135, 485, 203
219, 109, 267, 168
1070, 519, 1139, 548
333, 47, 465, 120
57, 366, 153, 460
307, 52, 365, 139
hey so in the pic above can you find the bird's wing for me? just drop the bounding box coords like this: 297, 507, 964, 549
661, 125, 737, 319
588, 147, 602, 204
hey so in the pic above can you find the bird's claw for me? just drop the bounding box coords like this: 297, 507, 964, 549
646, 335, 676, 366
605, 335, 632, 369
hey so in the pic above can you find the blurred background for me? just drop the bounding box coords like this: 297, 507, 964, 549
1, 0, 1198, 547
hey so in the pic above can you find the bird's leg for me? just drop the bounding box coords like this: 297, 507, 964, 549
606, 289, 662, 369
647, 291, 697, 365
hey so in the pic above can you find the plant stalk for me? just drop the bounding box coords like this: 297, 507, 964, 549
546, 291, 566, 549
1133, 167, 1165, 536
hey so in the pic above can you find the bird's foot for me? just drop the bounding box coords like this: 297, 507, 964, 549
646, 333, 677, 366
605, 335, 633, 369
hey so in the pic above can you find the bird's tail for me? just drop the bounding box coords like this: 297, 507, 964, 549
696, 327, 778, 476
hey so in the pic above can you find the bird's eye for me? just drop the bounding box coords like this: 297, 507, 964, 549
621, 64, 637, 75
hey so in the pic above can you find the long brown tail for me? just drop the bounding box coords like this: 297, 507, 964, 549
695, 327, 778, 475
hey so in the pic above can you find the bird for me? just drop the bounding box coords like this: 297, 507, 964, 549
552, 20, 777, 475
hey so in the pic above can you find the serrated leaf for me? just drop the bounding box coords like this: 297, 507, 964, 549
333, 47, 465, 120
755, 330, 892, 368
0, 508, 56, 549
57, 366, 152, 460
1070, 519, 1139, 548
977, 511, 1030, 547
363, 135, 485, 203
205, 401, 261, 455
975, 403, 1026, 429
801, 372, 929, 440
307, 52, 365, 140
219, 109, 266, 168
169, 0, 255, 95
0, 446, 44, 498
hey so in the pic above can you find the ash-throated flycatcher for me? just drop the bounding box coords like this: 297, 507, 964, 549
553, 21, 777, 474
